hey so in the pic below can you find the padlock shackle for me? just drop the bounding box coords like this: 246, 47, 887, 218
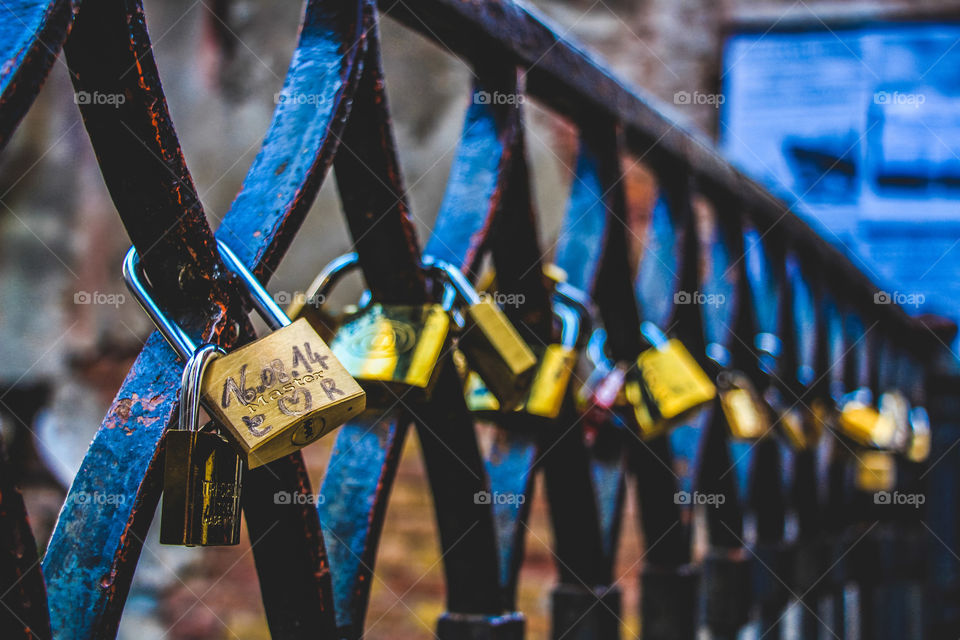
300, 252, 361, 310
123, 240, 295, 360
179, 343, 226, 434
551, 283, 590, 349
123, 248, 197, 361
421, 255, 482, 305
215, 240, 291, 330
640, 321, 669, 350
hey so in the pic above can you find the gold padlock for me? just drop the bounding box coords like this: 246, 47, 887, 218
838, 388, 896, 449
462, 283, 587, 421
424, 256, 537, 411
124, 242, 366, 469
716, 371, 769, 440
878, 390, 911, 452
160, 344, 243, 546
623, 372, 658, 439
855, 450, 896, 492
907, 405, 931, 463
634, 322, 716, 430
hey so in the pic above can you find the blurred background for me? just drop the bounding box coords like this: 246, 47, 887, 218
2, 0, 960, 637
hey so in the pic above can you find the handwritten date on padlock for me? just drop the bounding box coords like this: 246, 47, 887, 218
200, 318, 365, 468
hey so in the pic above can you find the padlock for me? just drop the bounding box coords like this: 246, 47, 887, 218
299, 252, 453, 406
424, 256, 538, 411
520, 283, 588, 419
855, 450, 896, 492
762, 385, 816, 450
838, 388, 896, 450
716, 370, 769, 440
878, 390, 912, 452
632, 322, 716, 433
124, 241, 365, 469
462, 283, 588, 420
160, 343, 242, 546
907, 405, 931, 463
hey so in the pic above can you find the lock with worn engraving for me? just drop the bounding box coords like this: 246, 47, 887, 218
425, 256, 538, 411
299, 252, 454, 406
630, 322, 716, 436
161, 344, 243, 546
124, 241, 365, 468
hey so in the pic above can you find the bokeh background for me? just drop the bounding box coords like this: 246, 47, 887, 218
2, 0, 959, 638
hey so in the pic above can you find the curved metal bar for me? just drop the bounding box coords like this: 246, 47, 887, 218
0, 0, 78, 150
43, 0, 370, 636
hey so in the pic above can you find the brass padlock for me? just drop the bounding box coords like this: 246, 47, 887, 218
632, 322, 716, 433
878, 390, 912, 452
299, 252, 452, 406
160, 344, 242, 546
716, 370, 769, 440
855, 450, 896, 492
463, 283, 588, 420
124, 241, 365, 468
907, 405, 931, 463
425, 256, 537, 411
838, 388, 896, 450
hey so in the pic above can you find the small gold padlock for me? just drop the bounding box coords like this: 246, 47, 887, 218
878, 390, 912, 452
716, 371, 769, 441
838, 388, 896, 450
633, 322, 716, 431
907, 406, 931, 463
623, 373, 658, 439
124, 242, 366, 469
425, 256, 537, 411
161, 344, 243, 546
855, 450, 897, 492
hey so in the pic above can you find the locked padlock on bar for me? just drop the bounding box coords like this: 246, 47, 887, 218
425, 256, 538, 411
630, 322, 716, 436
716, 370, 769, 441
300, 252, 455, 406
838, 388, 897, 450
160, 343, 242, 546
124, 241, 365, 468
855, 450, 897, 492
464, 282, 589, 421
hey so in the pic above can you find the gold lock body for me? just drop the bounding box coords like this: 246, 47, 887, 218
838, 401, 896, 449
720, 386, 768, 440
161, 429, 243, 546
331, 303, 450, 406
202, 318, 366, 468
634, 339, 716, 432
458, 299, 538, 411
855, 450, 897, 492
